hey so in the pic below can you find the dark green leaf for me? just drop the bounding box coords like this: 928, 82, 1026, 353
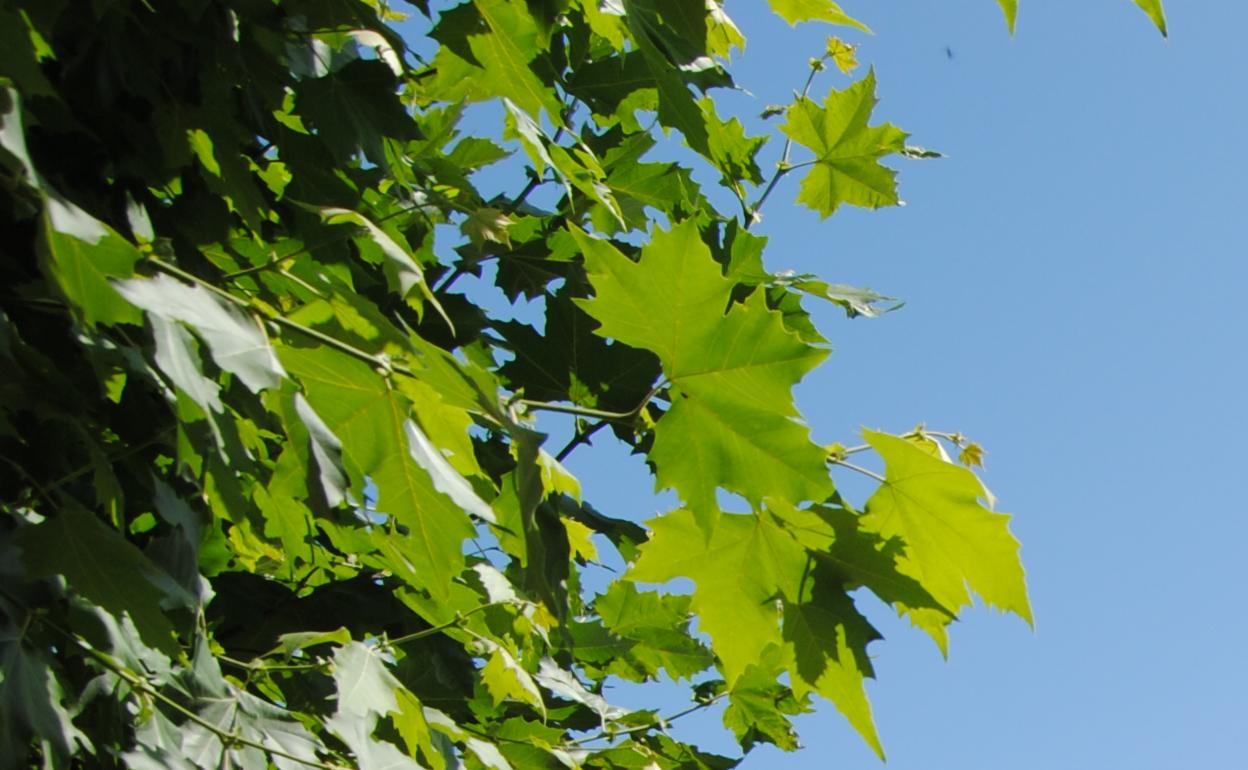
18, 506, 179, 655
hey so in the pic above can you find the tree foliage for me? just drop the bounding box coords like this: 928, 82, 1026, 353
0, 1, 1163, 768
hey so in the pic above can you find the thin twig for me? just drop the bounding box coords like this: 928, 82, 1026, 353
0, 454, 56, 508
65, 636, 348, 770
829, 458, 886, 483
382, 602, 508, 649
217, 655, 328, 673
519, 382, 665, 425
568, 692, 727, 747
502, 171, 545, 216
433, 266, 466, 294
517, 400, 639, 422
42, 428, 174, 497
555, 420, 609, 462
745, 62, 824, 226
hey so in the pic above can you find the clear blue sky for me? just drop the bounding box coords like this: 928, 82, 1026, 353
544, 2, 1248, 767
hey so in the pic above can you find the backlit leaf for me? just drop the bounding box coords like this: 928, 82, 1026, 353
482, 647, 546, 715
996, 0, 1018, 33
468, 0, 564, 122
861, 430, 1033, 635
575, 221, 832, 514
1132, 0, 1167, 36
826, 36, 859, 74
629, 508, 805, 683
281, 346, 474, 601
768, 0, 870, 31
780, 71, 908, 217
781, 563, 882, 757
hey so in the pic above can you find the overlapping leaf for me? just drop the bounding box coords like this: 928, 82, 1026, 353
0, 0, 1151, 766
18, 506, 182, 655
574, 221, 832, 514
861, 430, 1033, 650
629, 508, 806, 683
281, 346, 476, 601
115, 274, 285, 393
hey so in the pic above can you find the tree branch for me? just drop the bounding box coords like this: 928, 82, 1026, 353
555, 419, 609, 462
745, 58, 825, 226
829, 458, 886, 483
65, 635, 349, 770
568, 692, 728, 747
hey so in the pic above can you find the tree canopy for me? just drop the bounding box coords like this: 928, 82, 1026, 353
0, 1, 1164, 768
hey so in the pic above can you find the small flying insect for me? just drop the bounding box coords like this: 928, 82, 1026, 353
945, 45, 955, 60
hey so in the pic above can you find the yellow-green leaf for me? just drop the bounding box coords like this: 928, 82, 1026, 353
574, 221, 832, 515
780, 71, 907, 217
826, 36, 858, 74
629, 508, 805, 683
860, 431, 1033, 639
996, 0, 1018, 33
282, 346, 475, 601
1132, 0, 1167, 36
40, 195, 141, 327
768, 0, 870, 32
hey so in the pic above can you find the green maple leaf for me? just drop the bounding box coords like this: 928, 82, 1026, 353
1132, 0, 1167, 36
481, 646, 546, 715
826, 37, 859, 75
860, 430, 1033, 646
781, 561, 883, 757
468, 0, 564, 123
768, 0, 870, 31
780, 71, 908, 217
281, 346, 476, 601
18, 505, 180, 655
594, 582, 712, 681
628, 508, 806, 684
40, 195, 142, 327
723, 650, 807, 752
997, 0, 1018, 33
332, 641, 403, 720
115, 274, 286, 393
574, 221, 832, 515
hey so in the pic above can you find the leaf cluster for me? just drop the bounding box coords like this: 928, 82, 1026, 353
0, 0, 1160, 768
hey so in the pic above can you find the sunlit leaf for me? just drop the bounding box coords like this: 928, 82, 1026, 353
333, 641, 402, 719
575, 221, 832, 515
1132, 0, 1167, 36
114, 274, 285, 392
861, 431, 1033, 640
41, 194, 142, 327
629, 508, 805, 684
780, 71, 907, 217
281, 346, 474, 601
